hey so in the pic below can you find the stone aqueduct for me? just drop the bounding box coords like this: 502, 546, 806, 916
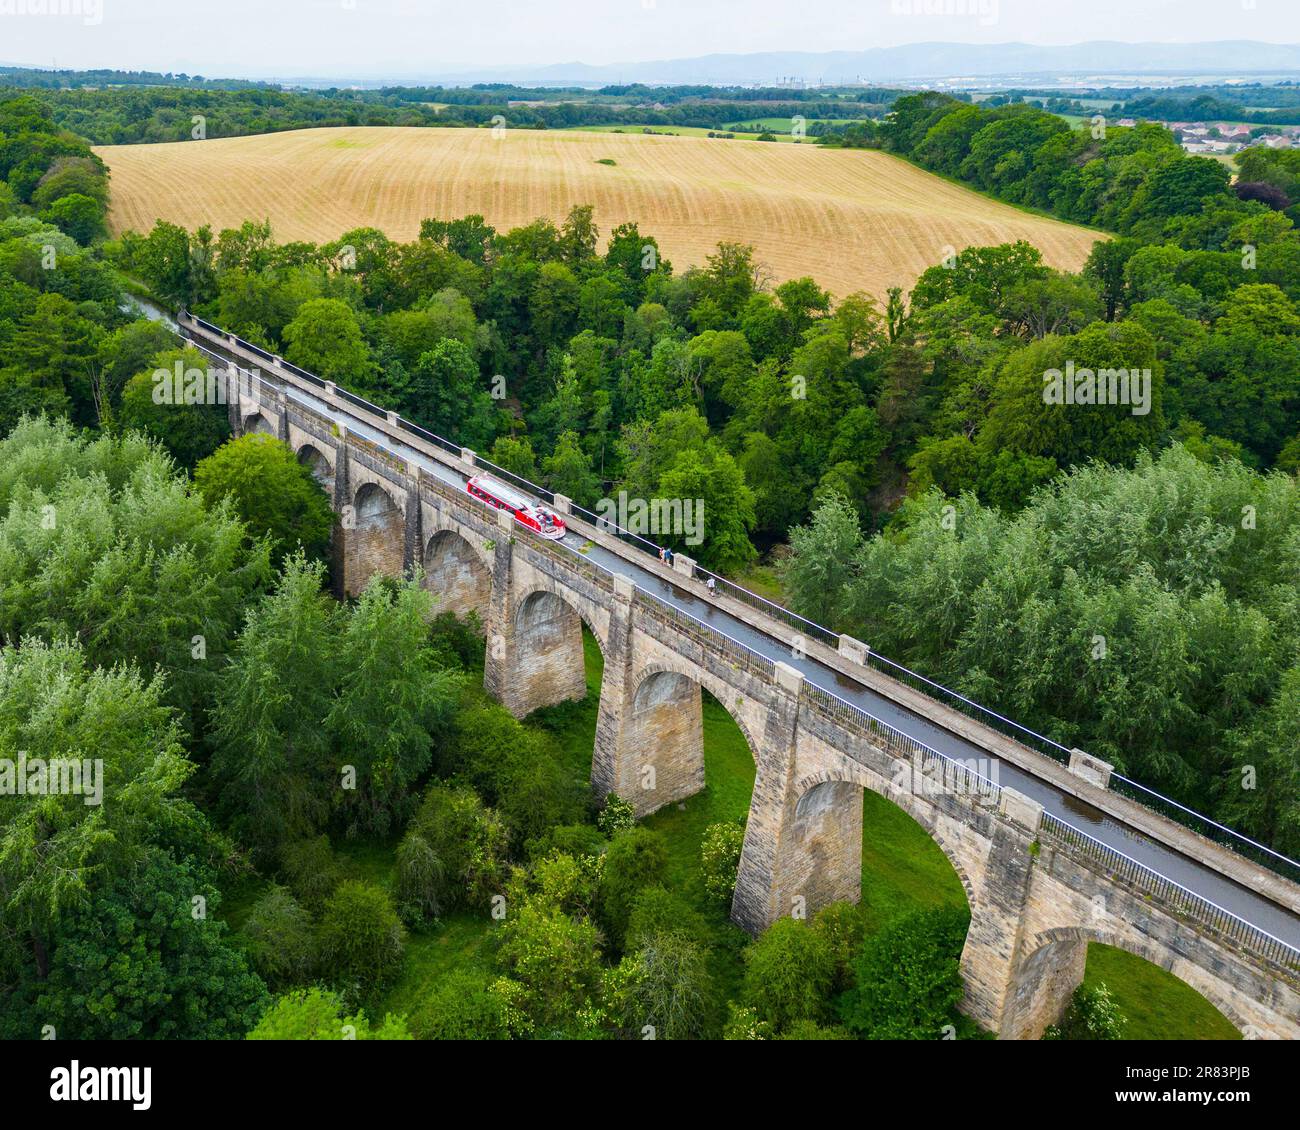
198, 317, 1300, 1040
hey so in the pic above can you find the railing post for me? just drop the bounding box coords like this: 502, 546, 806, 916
838, 634, 868, 665
1068, 748, 1113, 789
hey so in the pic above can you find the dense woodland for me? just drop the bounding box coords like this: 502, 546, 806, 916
7, 77, 889, 146
0, 83, 1295, 1039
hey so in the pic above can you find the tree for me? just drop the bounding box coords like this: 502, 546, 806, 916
317, 881, 406, 994
407, 337, 496, 447
281, 298, 372, 384
117, 347, 231, 467
0, 853, 268, 1040
247, 988, 411, 1040
542, 430, 601, 507
194, 434, 335, 567
839, 907, 969, 1039
486, 434, 538, 482
609, 932, 715, 1040
980, 321, 1164, 469
779, 493, 863, 627
495, 902, 603, 1030
0, 639, 197, 987
396, 785, 507, 924
741, 917, 835, 1032
325, 577, 462, 837
209, 555, 340, 860
42, 192, 105, 245
0, 417, 271, 722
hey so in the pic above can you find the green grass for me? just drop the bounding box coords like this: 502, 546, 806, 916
643, 693, 758, 891
375, 913, 499, 1023
1083, 944, 1240, 1040
859, 790, 967, 931
728, 562, 785, 603
642, 690, 758, 1008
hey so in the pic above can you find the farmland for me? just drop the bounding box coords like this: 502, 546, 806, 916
96, 124, 1104, 298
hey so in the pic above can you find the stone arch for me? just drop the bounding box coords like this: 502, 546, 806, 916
296, 443, 334, 492
510, 580, 607, 658
342, 481, 404, 597
622, 668, 706, 814
1007, 926, 1247, 1040
627, 658, 764, 763
423, 527, 491, 623
791, 766, 979, 907
507, 587, 595, 716
243, 412, 274, 436
354, 481, 399, 522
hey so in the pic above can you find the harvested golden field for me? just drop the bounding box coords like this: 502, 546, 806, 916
97, 126, 1104, 298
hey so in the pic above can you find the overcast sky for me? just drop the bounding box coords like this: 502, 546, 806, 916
4, 0, 1299, 78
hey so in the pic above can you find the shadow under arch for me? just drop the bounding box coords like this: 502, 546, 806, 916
1010, 926, 1245, 1039
505, 586, 605, 719
296, 442, 334, 491
626, 659, 764, 764
790, 766, 979, 910
423, 526, 491, 624
242, 412, 274, 436
618, 661, 761, 819
353, 480, 399, 522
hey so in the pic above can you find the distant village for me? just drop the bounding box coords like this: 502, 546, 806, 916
1129, 119, 1300, 155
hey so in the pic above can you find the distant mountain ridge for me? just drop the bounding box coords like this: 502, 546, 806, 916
415, 41, 1300, 87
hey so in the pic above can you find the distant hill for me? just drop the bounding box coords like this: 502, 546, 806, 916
415, 42, 1300, 87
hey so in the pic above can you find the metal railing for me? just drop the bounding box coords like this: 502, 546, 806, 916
806, 682, 1001, 806
1109, 773, 1300, 886
176, 312, 1300, 892
635, 587, 777, 679
1040, 812, 1300, 968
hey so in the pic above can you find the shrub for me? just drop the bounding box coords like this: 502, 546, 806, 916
247, 987, 411, 1040
1044, 982, 1127, 1040
722, 1003, 771, 1040
408, 970, 512, 1040
741, 917, 836, 1032
317, 881, 406, 994
396, 785, 508, 924
598, 827, 669, 947
597, 793, 637, 837
240, 885, 317, 990
609, 931, 715, 1040
699, 820, 745, 903
625, 885, 710, 951
495, 903, 603, 1030
839, 906, 969, 1039
811, 901, 867, 992
527, 822, 607, 862
279, 836, 342, 912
